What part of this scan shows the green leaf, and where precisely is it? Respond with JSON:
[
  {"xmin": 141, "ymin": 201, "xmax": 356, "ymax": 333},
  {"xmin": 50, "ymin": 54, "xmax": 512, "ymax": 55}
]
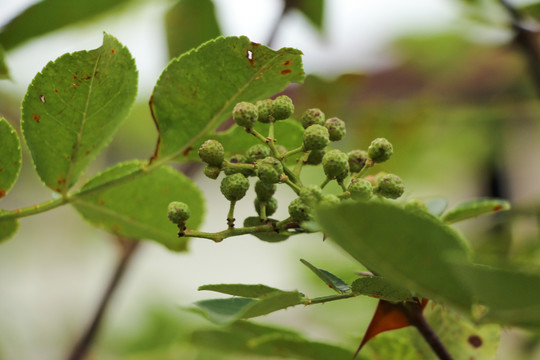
[
  {"xmin": 351, "ymin": 276, "xmax": 412, "ymax": 302},
  {"xmin": 453, "ymin": 263, "xmax": 540, "ymax": 328},
  {"xmin": 150, "ymin": 36, "xmax": 304, "ymax": 161},
  {"xmin": 300, "ymin": 258, "xmax": 351, "ymax": 294},
  {"xmin": 21, "ymin": 34, "xmax": 138, "ymax": 193},
  {"xmin": 520, "ymin": 2, "xmax": 540, "ymax": 20},
  {"xmin": 71, "ymin": 160, "xmax": 204, "ymax": 251},
  {"xmin": 190, "ymin": 290, "xmax": 305, "ymax": 325},
  {"xmin": 441, "ymin": 198, "xmax": 510, "ymax": 224},
  {"xmin": 182, "ymin": 119, "xmax": 304, "ymax": 164},
  {"xmin": 165, "ymin": 0, "xmax": 221, "ymax": 59},
  {"xmin": 365, "ymin": 304, "xmax": 500, "ymax": 360},
  {"xmin": 425, "ymin": 197, "xmax": 447, "ymax": 216},
  {"xmin": 0, "ymin": 45, "xmax": 9, "ymax": 80},
  {"xmin": 292, "ymin": 0, "xmax": 325, "ymax": 32},
  {"xmin": 198, "ymin": 284, "xmax": 283, "ymax": 298},
  {"xmin": 0, "ymin": 0, "xmax": 135, "ymax": 51},
  {"xmin": 316, "ymin": 201, "xmax": 473, "ymax": 310},
  {"xmin": 0, "ymin": 118, "xmax": 22, "ymax": 199},
  {"xmin": 0, "ymin": 210, "xmax": 19, "ymax": 244}
]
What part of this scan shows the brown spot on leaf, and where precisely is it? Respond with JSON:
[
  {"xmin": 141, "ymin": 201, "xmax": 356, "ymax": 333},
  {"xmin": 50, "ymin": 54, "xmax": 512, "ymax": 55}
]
[
  {"xmin": 57, "ymin": 178, "xmax": 66, "ymax": 185},
  {"xmin": 55, "ymin": 188, "xmax": 61, "ymax": 193},
  {"xmin": 281, "ymin": 69, "xmax": 292, "ymax": 75},
  {"xmin": 73, "ymin": 121, "xmax": 78, "ymax": 125},
  {"xmin": 111, "ymin": 49, "xmax": 116, "ymax": 54},
  {"xmin": 493, "ymin": 205, "xmax": 503, "ymax": 211},
  {"xmin": 39, "ymin": 95, "xmax": 46, "ymax": 103},
  {"xmin": 54, "ymin": 89, "xmax": 59, "ymax": 93},
  {"xmin": 250, "ymin": 41, "xmax": 260, "ymax": 47},
  {"xmin": 85, "ymin": 150, "xmax": 90, "ymax": 155},
  {"xmin": 283, "ymin": 60, "xmax": 292, "ymax": 66},
  {"xmin": 0, "ymin": 168, "xmax": 2, "ymax": 172},
  {"xmin": 182, "ymin": 146, "xmax": 194, "ymax": 156},
  {"xmin": 33, "ymin": 114, "xmax": 41, "ymax": 122},
  {"xmin": 94, "ymin": 71, "xmax": 99, "ymax": 76},
  {"xmin": 468, "ymin": 335, "xmax": 482, "ymax": 348},
  {"xmin": 82, "ymin": 75, "xmax": 91, "ymax": 80},
  {"xmin": 162, "ymin": 187, "xmax": 169, "ymax": 194},
  {"xmin": 73, "ymin": 75, "xmax": 78, "ymax": 80},
  {"xmin": 0, "ymin": 190, "xmax": 5, "ymax": 198},
  {"xmin": 99, "ymin": 200, "xmax": 105, "ymax": 205},
  {"xmin": 33, "ymin": 205, "xmax": 38, "ymax": 210}
]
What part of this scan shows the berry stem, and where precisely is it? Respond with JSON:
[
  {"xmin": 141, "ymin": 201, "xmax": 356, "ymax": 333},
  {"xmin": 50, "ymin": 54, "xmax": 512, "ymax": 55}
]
[
  {"xmin": 351, "ymin": 159, "xmax": 374, "ymax": 180},
  {"xmin": 227, "ymin": 201, "xmax": 236, "ymax": 228},
  {"xmin": 260, "ymin": 202, "xmax": 268, "ymax": 221},
  {"xmin": 320, "ymin": 178, "xmax": 330, "ymax": 189},
  {"xmin": 246, "ymin": 127, "xmax": 270, "ymax": 144},
  {"xmin": 281, "ymin": 146, "xmax": 303, "ymax": 160},
  {"xmin": 223, "ymin": 161, "xmax": 256, "ymax": 172},
  {"xmin": 293, "ymin": 151, "xmax": 310, "ymax": 177},
  {"xmin": 282, "ymin": 176, "xmax": 302, "ymax": 195}
]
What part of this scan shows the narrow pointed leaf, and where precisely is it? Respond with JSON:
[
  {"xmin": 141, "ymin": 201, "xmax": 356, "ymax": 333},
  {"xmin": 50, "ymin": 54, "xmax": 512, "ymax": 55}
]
[
  {"xmin": 352, "ymin": 276, "xmax": 412, "ymax": 302},
  {"xmin": 21, "ymin": 33, "xmax": 137, "ymax": 193},
  {"xmin": 150, "ymin": 36, "xmax": 304, "ymax": 161},
  {"xmin": 316, "ymin": 201, "xmax": 473, "ymax": 309},
  {"xmin": 300, "ymin": 258, "xmax": 351, "ymax": 294},
  {"xmin": 0, "ymin": 0, "xmax": 135, "ymax": 51},
  {"xmin": 442, "ymin": 198, "xmax": 510, "ymax": 224},
  {"xmin": 71, "ymin": 160, "xmax": 204, "ymax": 251},
  {"xmin": 0, "ymin": 210, "xmax": 19, "ymax": 244},
  {"xmin": 190, "ymin": 290, "xmax": 305, "ymax": 325},
  {"xmin": 0, "ymin": 118, "xmax": 22, "ymax": 199},
  {"xmin": 165, "ymin": 0, "xmax": 221, "ymax": 59},
  {"xmin": 198, "ymin": 284, "xmax": 283, "ymax": 298}
]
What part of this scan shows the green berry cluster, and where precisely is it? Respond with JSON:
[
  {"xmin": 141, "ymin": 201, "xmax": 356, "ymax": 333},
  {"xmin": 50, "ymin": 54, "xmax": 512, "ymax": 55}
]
[{"xmin": 168, "ymin": 95, "xmax": 405, "ymax": 240}]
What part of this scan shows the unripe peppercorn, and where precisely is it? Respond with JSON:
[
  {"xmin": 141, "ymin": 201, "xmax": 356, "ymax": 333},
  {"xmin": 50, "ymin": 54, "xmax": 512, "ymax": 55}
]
[
  {"xmin": 319, "ymin": 194, "xmax": 340, "ymax": 207},
  {"xmin": 220, "ymin": 173, "xmax": 250, "ymax": 201},
  {"xmin": 299, "ymin": 184, "xmax": 323, "ymax": 206},
  {"xmin": 368, "ymin": 138, "xmax": 393, "ymax": 163},
  {"xmin": 254, "ymin": 197, "xmax": 278, "ymax": 216},
  {"xmin": 303, "ymin": 124, "xmax": 330, "ymax": 151},
  {"xmin": 257, "ymin": 157, "xmax": 283, "ymax": 184},
  {"xmin": 255, "ymin": 180, "xmax": 276, "ymax": 201},
  {"xmin": 198, "ymin": 139, "xmax": 224, "ymax": 167},
  {"xmin": 306, "ymin": 149, "xmax": 325, "ymax": 165},
  {"xmin": 271, "ymin": 95, "xmax": 294, "ymax": 120},
  {"xmin": 348, "ymin": 150, "xmax": 369, "ymax": 173},
  {"xmin": 203, "ymin": 165, "xmax": 221, "ymax": 179},
  {"xmin": 348, "ymin": 178, "xmax": 373, "ymax": 201},
  {"xmin": 288, "ymin": 197, "xmax": 312, "ymax": 222},
  {"xmin": 167, "ymin": 201, "xmax": 191, "ymax": 225},
  {"xmin": 301, "ymin": 108, "xmax": 325, "ymax": 129},
  {"xmin": 243, "ymin": 216, "xmax": 289, "ymax": 243},
  {"xmin": 324, "ymin": 117, "xmax": 346, "ymax": 141},
  {"xmin": 322, "ymin": 149, "xmax": 350, "ymax": 180},
  {"xmin": 246, "ymin": 144, "xmax": 271, "ymax": 163},
  {"xmin": 256, "ymin": 99, "xmax": 273, "ymax": 123},
  {"xmin": 233, "ymin": 102, "xmax": 258, "ymax": 128},
  {"xmin": 375, "ymin": 174, "xmax": 404, "ymax": 199}
]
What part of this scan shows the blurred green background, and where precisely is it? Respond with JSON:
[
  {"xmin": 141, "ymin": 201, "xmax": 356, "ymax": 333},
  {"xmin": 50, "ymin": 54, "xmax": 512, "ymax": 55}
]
[{"xmin": 2, "ymin": 0, "xmax": 540, "ymax": 359}]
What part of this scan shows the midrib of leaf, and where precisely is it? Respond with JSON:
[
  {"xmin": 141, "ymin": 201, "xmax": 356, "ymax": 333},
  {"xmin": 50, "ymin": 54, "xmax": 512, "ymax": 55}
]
[
  {"xmin": 73, "ymin": 199, "xmax": 176, "ymax": 240},
  {"xmin": 156, "ymin": 51, "xmax": 287, "ymax": 164},
  {"xmin": 63, "ymin": 52, "xmax": 102, "ymax": 194}
]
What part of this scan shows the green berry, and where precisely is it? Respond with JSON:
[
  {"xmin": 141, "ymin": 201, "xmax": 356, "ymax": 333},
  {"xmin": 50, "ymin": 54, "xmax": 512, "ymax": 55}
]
[
  {"xmin": 257, "ymin": 157, "xmax": 283, "ymax": 184},
  {"xmin": 167, "ymin": 201, "xmax": 191, "ymax": 225},
  {"xmin": 203, "ymin": 165, "xmax": 221, "ymax": 179},
  {"xmin": 299, "ymin": 184, "xmax": 323, "ymax": 206},
  {"xmin": 256, "ymin": 99, "xmax": 274, "ymax": 123},
  {"xmin": 271, "ymin": 95, "xmax": 294, "ymax": 120},
  {"xmin": 322, "ymin": 149, "xmax": 349, "ymax": 180},
  {"xmin": 319, "ymin": 194, "xmax": 340, "ymax": 207},
  {"xmin": 220, "ymin": 173, "xmax": 250, "ymax": 201},
  {"xmin": 348, "ymin": 178, "xmax": 373, "ymax": 201},
  {"xmin": 233, "ymin": 102, "xmax": 258, "ymax": 128},
  {"xmin": 306, "ymin": 149, "xmax": 325, "ymax": 165},
  {"xmin": 324, "ymin": 117, "xmax": 346, "ymax": 141},
  {"xmin": 348, "ymin": 150, "xmax": 369, "ymax": 173},
  {"xmin": 303, "ymin": 124, "xmax": 330, "ymax": 151},
  {"xmin": 243, "ymin": 216, "xmax": 289, "ymax": 243},
  {"xmin": 288, "ymin": 198, "xmax": 312, "ymax": 222},
  {"xmin": 255, "ymin": 180, "xmax": 276, "ymax": 201},
  {"xmin": 375, "ymin": 174, "xmax": 404, "ymax": 199},
  {"xmin": 198, "ymin": 139, "xmax": 224, "ymax": 166},
  {"xmin": 254, "ymin": 197, "xmax": 278, "ymax": 216},
  {"xmin": 246, "ymin": 144, "xmax": 271, "ymax": 163},
  {"xmin": 301, "ymin": 108, "xmax": 325, "ymax": 129},
  {"xmin": 368, "ymin": 138, "xmax": 393, "ymax": 163}
]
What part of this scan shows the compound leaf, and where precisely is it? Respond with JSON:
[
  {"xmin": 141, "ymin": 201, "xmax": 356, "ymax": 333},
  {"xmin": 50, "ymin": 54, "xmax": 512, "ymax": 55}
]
[
  {"xmin": 21, "ymin": 33, "xmax": 137, "ymax": 193},
  {"xmin": 198, "ymin": 284, "xmax": 283, "ymax": 298},
  {"xmin": 300, "ymin": 258, "xmax": 351, "ymax": 294},
  {"xmin": 165, "ymin": 0, "xmax": 221, "ymax": 59},
  {"xmin": 71, "ymin": 160, "xmax": 204, "ymax": 251},
  {"xmin": 316, "ymin": 201, "xmax": 473, "ymax": 310},
  {"xmin": 0, "ymin": 118, "xmax": 22, "ymax": 199},
  {"xmin": 441, "ymin": 198, "xmax": 510, "ymax": 224},
  {"xmin": 150, "ymin": 36, "xmax": 304, "ymax": 161}
]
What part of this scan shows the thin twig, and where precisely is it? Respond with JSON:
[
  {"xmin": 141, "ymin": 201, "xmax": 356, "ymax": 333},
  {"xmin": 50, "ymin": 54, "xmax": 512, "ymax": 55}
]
[{"xmin": 66, "ymin": 238, "xmax": 140, "ymax": 360}]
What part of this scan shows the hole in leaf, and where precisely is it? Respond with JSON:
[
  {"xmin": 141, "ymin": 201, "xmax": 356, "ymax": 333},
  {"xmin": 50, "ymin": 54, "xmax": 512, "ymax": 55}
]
[{"xmin": 247, "ymin": 50, "xmax": 253, "ymax": 60}]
